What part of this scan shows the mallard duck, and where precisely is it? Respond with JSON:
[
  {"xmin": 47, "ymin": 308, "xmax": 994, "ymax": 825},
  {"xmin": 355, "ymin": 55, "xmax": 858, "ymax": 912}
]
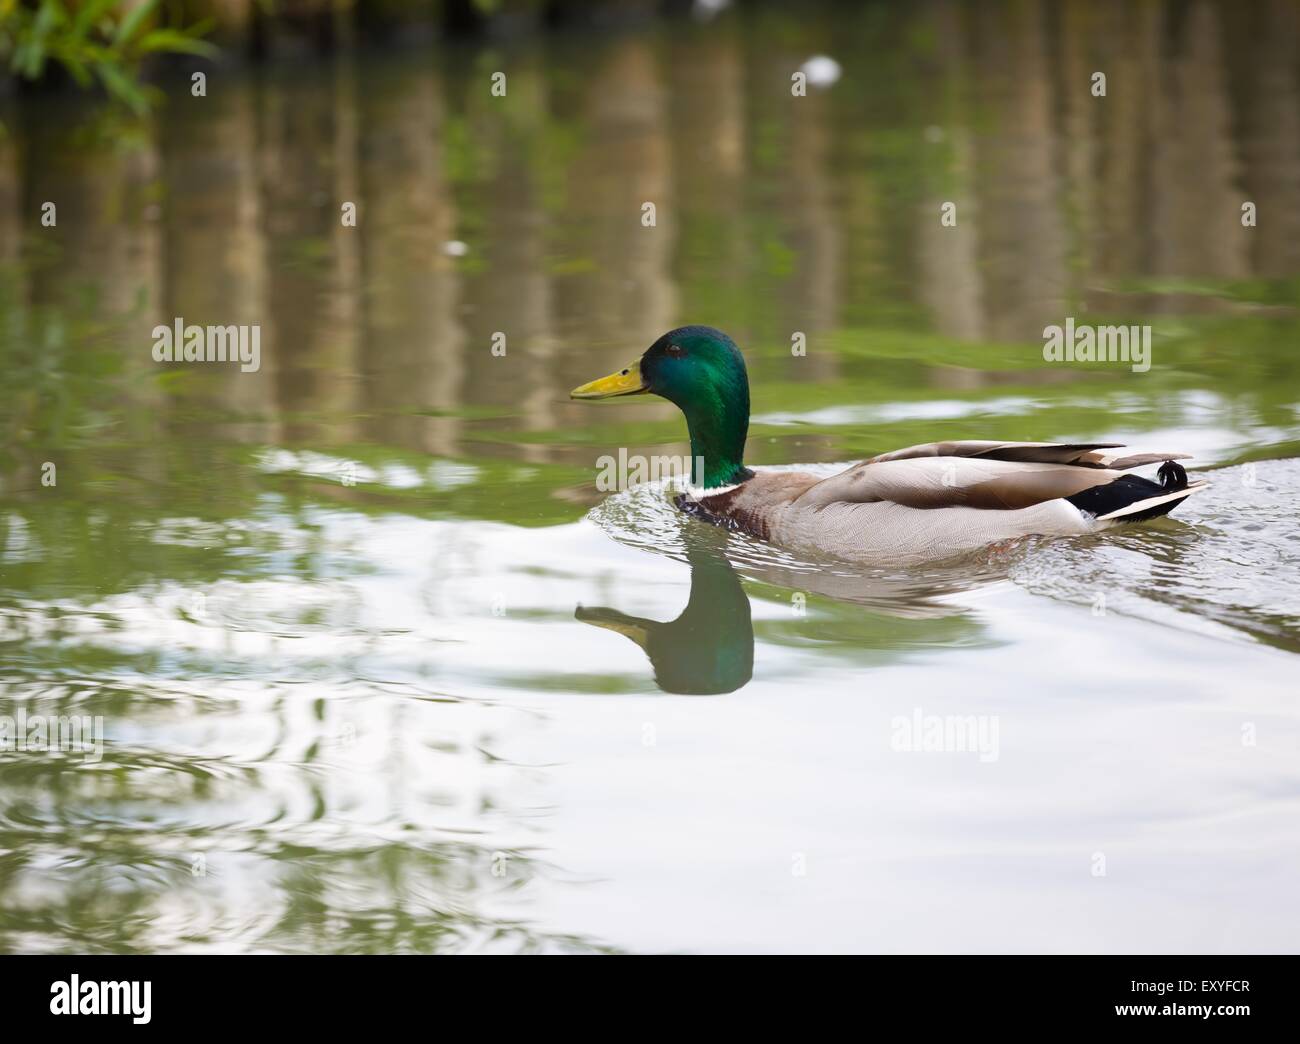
[{"xmin": 571, "ymin": 326, "xmax": 1206, "ymax": 563}]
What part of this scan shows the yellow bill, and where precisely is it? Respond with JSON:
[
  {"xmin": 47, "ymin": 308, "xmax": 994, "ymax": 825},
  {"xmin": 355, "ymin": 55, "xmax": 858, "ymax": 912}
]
[{"xmin": 570, "ymin": 360, "xmax": 648, "ymax": 400}]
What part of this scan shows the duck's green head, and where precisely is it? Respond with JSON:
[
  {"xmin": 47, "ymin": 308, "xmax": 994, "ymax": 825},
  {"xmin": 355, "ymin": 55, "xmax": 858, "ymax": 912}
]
[{"xmin": 570, "ymin": 325, "xmax": 752, "ymax": 488}]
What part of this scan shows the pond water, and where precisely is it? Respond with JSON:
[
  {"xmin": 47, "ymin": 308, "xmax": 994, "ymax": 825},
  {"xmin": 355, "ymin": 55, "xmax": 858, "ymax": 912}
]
[{"xmin": 1, "ymin": 1, "xmax": 1298, "ymax": 953}]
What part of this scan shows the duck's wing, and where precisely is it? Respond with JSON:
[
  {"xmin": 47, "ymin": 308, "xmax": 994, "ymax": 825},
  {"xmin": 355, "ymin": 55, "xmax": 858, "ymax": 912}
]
[
  {"xmin": 798, "ymin": 443, "xmax": 1203, "ymax": 514},
  {"xmin": 869, "ymin": 440, "xmax": 1190, "ymax": 471}
]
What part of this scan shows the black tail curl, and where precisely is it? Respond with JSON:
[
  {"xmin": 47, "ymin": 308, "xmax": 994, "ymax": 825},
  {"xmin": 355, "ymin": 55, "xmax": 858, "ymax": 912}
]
[{"xmin": 1157, "ymin": 459, "xmax": 1188, "ymax": 490}]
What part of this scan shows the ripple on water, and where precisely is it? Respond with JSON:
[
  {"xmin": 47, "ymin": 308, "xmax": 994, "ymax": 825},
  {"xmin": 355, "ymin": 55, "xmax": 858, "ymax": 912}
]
[
  {"xmin": 1010, "ymin": 459, "xmax": 1300, "ymax": 651},
  {"xmin": 0, "ymin": 663, "xmax": 596, "ymax": 952},
  {"xmin": 0, "ymin": 547, "xmax": 604, "ymax": 954},
  {"xmin": 587, "ymin": 460, "xmax": 1300, "ymax": 642}
]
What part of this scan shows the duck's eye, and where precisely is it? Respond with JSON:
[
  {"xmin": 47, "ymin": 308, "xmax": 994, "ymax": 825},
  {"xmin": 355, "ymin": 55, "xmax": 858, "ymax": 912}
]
[{"xmin": 667, "ymin": 344, "xmax": 682, "ymax": 355}]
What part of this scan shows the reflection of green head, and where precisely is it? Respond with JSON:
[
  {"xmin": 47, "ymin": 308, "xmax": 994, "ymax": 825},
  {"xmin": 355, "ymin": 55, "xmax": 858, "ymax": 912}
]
[{"xmin": 576, "ymin": 538, "xmax": 753, "ymax": 695}]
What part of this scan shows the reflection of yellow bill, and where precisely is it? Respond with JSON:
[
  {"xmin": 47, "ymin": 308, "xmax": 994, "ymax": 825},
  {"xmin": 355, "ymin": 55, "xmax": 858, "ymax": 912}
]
[
  {"xmin": 570, "ymin": 360, "xmax": 648, "ymax": 400},
  {"xmin": 575, "ymin": 606, "xmax": 651, "ymax": 651}
]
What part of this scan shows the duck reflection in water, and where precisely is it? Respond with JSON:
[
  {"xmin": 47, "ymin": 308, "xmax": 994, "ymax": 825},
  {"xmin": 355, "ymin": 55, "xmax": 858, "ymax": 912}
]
[
  {"xmin": 577, "ymin": 523, "xmax": 1017, "ymax": 695},
  {"xmin": 577, "ymin": 534, "xmax": 754, "ymax": 696}
]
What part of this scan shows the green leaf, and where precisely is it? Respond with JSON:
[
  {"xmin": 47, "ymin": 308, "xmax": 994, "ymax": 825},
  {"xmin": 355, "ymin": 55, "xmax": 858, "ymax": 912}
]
[
  {"xmin": 32, "ymin": 0, "xmax": 65, "ymax": 38},
  {"xmin": 51, "ymin": 45, "xmax": 92, "ymax": 87},
  {"xmin": 113, "ymin": 0, "xmax": 159, "ymax": 46},
  {"xmin": 137, "ymin": 29, "xmax": 218, "ymax": 59},
  {"xmin": 72, "ymin": 0, "xmax": 118, "ymax": 41},
  {"xmin": 19, "ymin": 41, "xmax": 47, "ymax": 80},
  {"xmin": 95, "ymin": 60, "xmax": 148, "ymax": 115}
]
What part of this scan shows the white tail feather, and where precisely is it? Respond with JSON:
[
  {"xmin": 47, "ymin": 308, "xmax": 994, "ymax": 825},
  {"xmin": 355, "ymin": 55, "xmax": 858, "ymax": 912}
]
[{"xmin": 1093, "ymin": 481, "xmax": 1208, "ymax": 522}]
